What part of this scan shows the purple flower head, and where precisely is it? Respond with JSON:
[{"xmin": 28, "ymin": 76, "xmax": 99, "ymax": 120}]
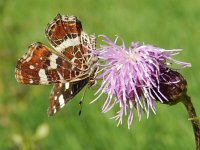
[{"xmin": 91, "ymin": 35, "xmax": 191, "ymax": 128}]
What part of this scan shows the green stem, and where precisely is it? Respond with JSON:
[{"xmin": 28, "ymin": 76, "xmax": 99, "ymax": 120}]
[{"xmin": 182, "ymin": 95, "xmax": 200, "ymax": 150}]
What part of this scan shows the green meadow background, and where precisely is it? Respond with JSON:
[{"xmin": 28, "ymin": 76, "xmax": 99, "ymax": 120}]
[{"xmin": 1, "ymin": 0, "xmax": 200, "ymax": 149}]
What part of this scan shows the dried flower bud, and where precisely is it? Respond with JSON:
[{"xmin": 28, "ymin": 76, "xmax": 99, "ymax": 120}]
[{"xmin": 153, "ymin": 68, "xmax": 187, "ymax": 105}]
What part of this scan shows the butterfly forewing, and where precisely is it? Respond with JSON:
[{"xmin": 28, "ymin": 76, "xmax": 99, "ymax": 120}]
[
  {"xmin": 45, "ymin": 14, "xmax": 88, "ymax": 71},
  {"xmin": 15, "ymin": 42, "xmax": 81, "ymax": 85},
  {"xmin": 45, "ymin": 14, "xmax": 82, "ymax": 48}
]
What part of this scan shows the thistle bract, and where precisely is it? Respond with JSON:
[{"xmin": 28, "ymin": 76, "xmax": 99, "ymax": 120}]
[{"xmin": 91, "ymin": 36, "xmax": 191, "ymax": 128}]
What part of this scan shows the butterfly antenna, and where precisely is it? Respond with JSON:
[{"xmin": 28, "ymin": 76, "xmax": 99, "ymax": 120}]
[{"xmin": 78, "ymin": 85, "xmax": 88, "ymax": 116}]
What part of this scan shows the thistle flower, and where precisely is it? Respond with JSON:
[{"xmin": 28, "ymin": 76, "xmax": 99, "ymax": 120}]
[{"xmin": 91, "ymin": 35, "xmax": 191, "ymax": 128}]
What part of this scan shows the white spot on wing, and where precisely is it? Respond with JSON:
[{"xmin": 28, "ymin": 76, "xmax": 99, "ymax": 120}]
[
  {"xmin": 29, "ymin": 65, "xmax": 34, "ymax": 69},
  {"xmin": 29, "ymin": 79, "xmax": 33, "ymax": 83},
  {"xmin": 54, "ymin": 37, "xmax": 80, "ymax": 52},
  {"xmin": 59, "ymin": 94, "xmax": 65, "ymax": 106},
  {"xmin": 53, "ymin": 106, "xmax": 57, "ymax": 114},
  {"xmin": 49, "ymin": 54, "xmax": 58, "ymax": 69},
  {"xmin": 60, "ymin": 104, "xmax": 64, "ymax": 108},
  {"xmin": 65, "ymin": 82, "xmax": 69, "ymax": 90},
  {"xmin": 38, "ymin": 69, "xmax": 48, "ymax": 84}
]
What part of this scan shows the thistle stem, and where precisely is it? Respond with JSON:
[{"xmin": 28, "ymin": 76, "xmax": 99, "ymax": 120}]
[{"xmin": 182, "ymin": 95, "xmax": 200, "ymax": 150}]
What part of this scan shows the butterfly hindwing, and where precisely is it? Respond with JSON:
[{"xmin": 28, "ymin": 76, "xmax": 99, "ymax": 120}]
[{"xmin": 48, "ymin": 78, "xmax": 89, "ymax": 116}]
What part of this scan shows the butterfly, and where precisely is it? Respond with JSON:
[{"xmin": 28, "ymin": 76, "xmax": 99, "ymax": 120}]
[{"xmin": 15, "ymin": 14, "xmax": 98, "ymax": 116}]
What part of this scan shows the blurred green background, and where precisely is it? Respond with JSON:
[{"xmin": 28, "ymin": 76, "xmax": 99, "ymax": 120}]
[{"xmin": 1, "ymin": 0, "xmax": 200, "ymax": 149}]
